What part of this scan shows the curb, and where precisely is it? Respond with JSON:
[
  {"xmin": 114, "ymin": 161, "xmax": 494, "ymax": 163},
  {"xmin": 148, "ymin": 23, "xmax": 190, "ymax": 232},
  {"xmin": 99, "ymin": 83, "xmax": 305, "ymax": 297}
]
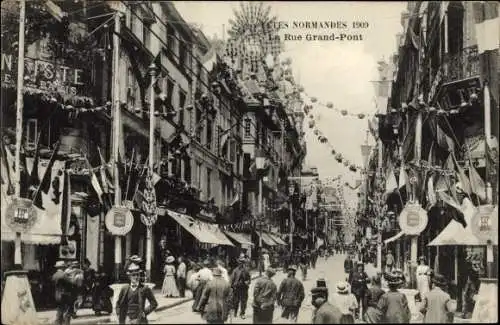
[{"xmin": 57, "ymin": 271, "xmax": 267, "ymax": 325}]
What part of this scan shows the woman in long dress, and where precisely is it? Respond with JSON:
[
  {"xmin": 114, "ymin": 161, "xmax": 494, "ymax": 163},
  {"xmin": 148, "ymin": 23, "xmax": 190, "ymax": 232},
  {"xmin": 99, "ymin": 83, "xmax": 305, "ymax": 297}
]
[
  {"xmin": 416, "ymin": 256, "xmax": 430, "ymax": 299},
  {"xmin": 161, "ymin": 256, "xmax": 180, "ymax": 297}
]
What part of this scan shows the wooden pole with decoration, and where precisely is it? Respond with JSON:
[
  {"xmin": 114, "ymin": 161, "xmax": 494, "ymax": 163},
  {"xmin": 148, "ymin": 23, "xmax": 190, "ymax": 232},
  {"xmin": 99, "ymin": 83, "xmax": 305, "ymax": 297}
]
[{"xmin": 2, "ymin": 1, "xmax": 38, "ymax": 323}]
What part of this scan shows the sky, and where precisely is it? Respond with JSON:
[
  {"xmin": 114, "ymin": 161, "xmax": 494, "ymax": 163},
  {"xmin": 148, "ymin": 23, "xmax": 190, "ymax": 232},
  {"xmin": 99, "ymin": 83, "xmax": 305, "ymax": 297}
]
[{"xmin": 174, "ymin": 1, "xmax": 407, "ymax": 203}]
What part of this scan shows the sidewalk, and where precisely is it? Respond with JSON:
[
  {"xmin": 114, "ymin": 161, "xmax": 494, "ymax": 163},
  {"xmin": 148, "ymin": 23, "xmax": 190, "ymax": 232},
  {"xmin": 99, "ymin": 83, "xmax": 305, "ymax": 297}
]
[{"xmin": 37, "ymin": 269, "xmax": 264, "ymax": 325}]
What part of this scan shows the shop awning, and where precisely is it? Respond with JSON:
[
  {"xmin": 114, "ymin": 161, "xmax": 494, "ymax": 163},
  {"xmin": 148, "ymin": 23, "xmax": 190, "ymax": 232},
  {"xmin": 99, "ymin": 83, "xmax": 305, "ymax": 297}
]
[
  {"xmin": 268, "ymin": 233, "xmax": 287, "ymax": 246},
  {"xmin": 224, "ymin": 231, "xmax": 254, "ymax": 247},
  {"xmin": 258, "ymin": 232, "xmax": 277, "ymax": 246},
  {"xmin": 384, "ymin": 231, "xmax": 405, "ymax": 245},
  {"xmin": 166, "ymin": 209, "xmax": 234, "ymax": 247}
]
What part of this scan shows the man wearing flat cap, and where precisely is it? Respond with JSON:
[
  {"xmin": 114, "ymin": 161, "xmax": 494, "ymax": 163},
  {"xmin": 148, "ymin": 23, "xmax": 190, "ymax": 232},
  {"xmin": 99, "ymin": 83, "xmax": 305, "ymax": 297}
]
[
  {"xmin": 229, "ymin": 256, "xmax": 251, "ymax": 319},
  {"xmin": 311, "ymin": 284, "xmax": 343, "ymax": 324},
  {"xmin": 277, "ymin": 265, "xmax": 305, "ymax": 322},
  {"xmin": 253, "ymin": 268, "xmax": 278, "ymax": 323}
]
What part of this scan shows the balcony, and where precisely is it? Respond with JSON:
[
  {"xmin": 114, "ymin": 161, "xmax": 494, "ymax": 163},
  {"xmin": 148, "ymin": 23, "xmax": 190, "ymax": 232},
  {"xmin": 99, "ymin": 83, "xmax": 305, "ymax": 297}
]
[{"xmin": 444, "ymin": 45, "xmax": 480, "ymax": 82}]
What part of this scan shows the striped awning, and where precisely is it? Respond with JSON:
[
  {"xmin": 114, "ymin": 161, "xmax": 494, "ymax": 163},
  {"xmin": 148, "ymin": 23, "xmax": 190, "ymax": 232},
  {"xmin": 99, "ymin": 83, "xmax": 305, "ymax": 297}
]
[
  {"xmin": 258, "ymin": 232, "xmax": 277, "ymax": 246},
  {"xmin": 166, "ymin": 209, "xmax": 234, "ymax": 247}
]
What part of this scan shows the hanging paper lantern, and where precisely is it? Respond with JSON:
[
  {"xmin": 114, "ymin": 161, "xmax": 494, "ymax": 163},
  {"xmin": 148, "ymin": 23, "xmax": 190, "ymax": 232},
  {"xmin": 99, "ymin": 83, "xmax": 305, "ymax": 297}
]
[
  {"xmin": 349, "ymin": 164, "xmax": 357, "ymax": 172},
  {"xmin": 326, "ymin": 102, "xmax": 333, "ymax": 109},
  {"xmin": 344, "ymin": 160, "xmax": 349, "ymax": 166},
  {"xmin": 310, "ymin": 97, "xmax": 317, "ymax": 103},
  {"xmin": 335, "ymin": 153, "xmax": 343, "ymax": 162},
  {"xmin": 341, "ymin": 109, "xmax": 348, "ymax": 116},
  {"xmin": 309, "ymin": 114, "xmax": 314, "ymax": 120},
  {"xmin": 314, "ymin": 129, "xmax": 319, "ymax": 136},
  {"xmin": 331, "ymin": 149, "xmax": 336, "ymax": 155},
  {"xmin": 308, "ymin": 120, "xmax": 315, "ymax": 128},
  {"xmin": 358, "ymin": 113, "xmax": 366, "ymax": 119}
]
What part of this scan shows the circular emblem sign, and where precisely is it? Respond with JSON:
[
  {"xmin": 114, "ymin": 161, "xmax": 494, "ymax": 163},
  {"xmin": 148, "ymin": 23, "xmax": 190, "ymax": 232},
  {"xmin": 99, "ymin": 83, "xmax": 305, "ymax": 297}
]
[
  {"xmin": 105, "ymin": 206, "xmax": 134, "ymax": 236},
  {"xmin": 398, "ymin": 203, "xmax": 428, "ymax": 235},
  {"xmin": 6, "ymin": 198, "xmax": 38, "ymax": 233},
  {"xmin": 470, "ymin": 205, "xmax": 498, "ymax": 243}
]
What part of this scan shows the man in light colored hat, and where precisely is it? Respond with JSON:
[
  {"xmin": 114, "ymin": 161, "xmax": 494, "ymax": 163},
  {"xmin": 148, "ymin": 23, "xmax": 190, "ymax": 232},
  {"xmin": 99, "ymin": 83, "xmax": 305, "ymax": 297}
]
[
  {"xmin": 277, "ymin": 265, "xmax": 305, "ymax": 322},
  {"xmin": 116, "ymin": 262, "xmax": 158, "ymax": 324},
  {"xmin": 419, "ymin": 273, "xmax": 456, "ymax": 323},
  {"xmin": 52, "ymin": 261, "xmax": 73, "ymax": 325},
  {"xmin": 331, "ymin": 281, "xmax": 358, "ymax": 323},
  {"xmin": 193, "ymin": 260, "xmax": 214, "ymax": 313},
  {"xmin": 253, "ymin": 268, "xmax": 278, "ymax": 323}
]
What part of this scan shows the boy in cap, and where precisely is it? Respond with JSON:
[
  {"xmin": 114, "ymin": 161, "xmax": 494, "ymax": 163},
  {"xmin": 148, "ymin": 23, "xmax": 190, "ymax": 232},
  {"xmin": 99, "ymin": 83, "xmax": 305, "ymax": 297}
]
[
  {"xmin": 115, "ymin": 262, "xmax": 158, "ymax": 324},
  {"xmin": 277, "ymin": 265, "xmax": 305, "ymax": 322},
  {"xmin": 253, "ymin": 268, "xmax": 278, "ymax": 324}
]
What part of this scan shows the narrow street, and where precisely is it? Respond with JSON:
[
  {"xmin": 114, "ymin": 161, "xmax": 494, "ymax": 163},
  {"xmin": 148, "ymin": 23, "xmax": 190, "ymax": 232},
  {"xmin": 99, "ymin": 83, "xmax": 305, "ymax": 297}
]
[{"xmin": 150, "ymin": 253, "xmax": 374, "ymax": 324}]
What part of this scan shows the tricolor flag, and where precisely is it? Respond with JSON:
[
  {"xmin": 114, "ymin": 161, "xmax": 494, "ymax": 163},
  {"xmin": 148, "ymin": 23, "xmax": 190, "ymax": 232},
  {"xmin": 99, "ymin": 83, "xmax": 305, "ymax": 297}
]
[{"xmin": 473, "ymin": 1, "xmax": 499, "ymax": 140}]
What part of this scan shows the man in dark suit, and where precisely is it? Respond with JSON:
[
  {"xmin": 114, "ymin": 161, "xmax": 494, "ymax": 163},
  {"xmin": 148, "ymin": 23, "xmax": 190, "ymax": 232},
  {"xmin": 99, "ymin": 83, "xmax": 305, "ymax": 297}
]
[
  {"xmin": 277, "ymin": 265, "xmax": 305, "ymax": 322},
  {"xmin": 230, "ymin": 256, "xmax": 251, "ymax": 319},
  {"xmin": 115, "ymin": 261, "xmax": 158, "ymax": 324},
  {"xmin": 197, "ymin": 266, "xmax": 232, "ymax": 324}
]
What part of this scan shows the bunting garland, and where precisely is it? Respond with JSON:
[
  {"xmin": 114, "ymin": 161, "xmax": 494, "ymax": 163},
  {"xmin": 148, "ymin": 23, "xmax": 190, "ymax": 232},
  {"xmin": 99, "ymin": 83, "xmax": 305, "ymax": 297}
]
[{"xmin": 301, "ymin": 92, "xmax": 375, "ymax": 119}]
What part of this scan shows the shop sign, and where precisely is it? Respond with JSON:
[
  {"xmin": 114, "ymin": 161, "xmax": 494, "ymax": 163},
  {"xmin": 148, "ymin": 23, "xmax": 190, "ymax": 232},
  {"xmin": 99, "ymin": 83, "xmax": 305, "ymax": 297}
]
[
  {"xmin": 1, "ymin": 33, "xmax": 90, "ymax": 97},
  {"xmin": 105, "ymin": 206, "xmax": 134, "ymax": 236},
  {"xmin": 470, "ymin": 205, "xmax": 498, "ymax": 243},
  {"xmin": 5, "ymin": 198, "xmax": 38, "ymax": 233},
  {"xmin": 398, "ymin": 203, "xmax": 428, "ymax": 235}
]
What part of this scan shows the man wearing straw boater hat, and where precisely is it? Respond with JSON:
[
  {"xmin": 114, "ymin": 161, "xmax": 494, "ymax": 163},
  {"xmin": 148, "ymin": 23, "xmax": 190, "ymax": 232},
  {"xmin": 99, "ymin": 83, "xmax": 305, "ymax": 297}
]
[
  {"xmin": 311, "ymin": 278, "xmax": 342, "ymax": 324},
  {"xmin": 115, "ymin": 259, "xmax": 158, "ymax": 324},
  {"xmin": 419, "ymin": 273, "xmax": 457, "ymax": 323}
]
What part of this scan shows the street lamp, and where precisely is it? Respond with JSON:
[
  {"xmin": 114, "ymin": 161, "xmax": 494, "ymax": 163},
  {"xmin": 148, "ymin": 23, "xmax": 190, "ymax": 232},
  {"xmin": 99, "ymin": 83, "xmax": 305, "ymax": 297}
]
[{"xmin": 255, "ymin": 151, "xmax": 266, "ymax": 274}]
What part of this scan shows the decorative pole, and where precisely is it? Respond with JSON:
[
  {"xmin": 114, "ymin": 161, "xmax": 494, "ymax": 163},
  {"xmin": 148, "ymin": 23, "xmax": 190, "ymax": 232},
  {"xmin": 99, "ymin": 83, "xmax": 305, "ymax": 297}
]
[
  {"xmin": 13, "ymin": 0, "xmax": 26, "ymax": 267},
  {"xmin": 111, "ymin": 11, "xmax": 122, "ymax": 281},
  {"xmin": 143, "ymin": 63, "xmax": 158, "ymax": 282}
]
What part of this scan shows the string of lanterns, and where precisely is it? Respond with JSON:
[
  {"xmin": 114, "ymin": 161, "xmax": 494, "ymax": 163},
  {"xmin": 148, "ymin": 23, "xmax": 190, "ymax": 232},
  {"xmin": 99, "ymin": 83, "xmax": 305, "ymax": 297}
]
[{"xmin": 300, "ymin": 92, "xmax": 375, "ymax": 119}]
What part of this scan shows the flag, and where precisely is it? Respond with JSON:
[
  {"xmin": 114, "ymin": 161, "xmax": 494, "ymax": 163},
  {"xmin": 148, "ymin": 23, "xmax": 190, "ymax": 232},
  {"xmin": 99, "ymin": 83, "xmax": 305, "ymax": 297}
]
[
  {"xmin": 426, "ymin": 175, "xmax": 437, "ymax": 209},
  {"xmin": 29, "ymin": 131, "xmax": 42, "ymax": 190},
  {"xmin": 84, "ymin": 155, "xmax": 103, "ymax": 204},
  {"xmin": 453, "ymin": 152, "xmax": 472, "ymax": 196},
  {"xmin": 398, "ymin": 164, "xmax": 408, "ymax": 189},
  {"xmin": 202, "ymin": 47, "xmax": 217, "ymax": 72},
  {"xmin": 368, "ymin": 116, "xmax": 378, "ymax": 140},
  {"xmin": 97, "ymin": 146, "xmax": 113, "ymax": 193},
  {"xmin": 1, "ymin": 141, "xmax": 14, "ymax": 195},
  {"xmin": 435, "ymin": 174, "xmax": 448, "ymax": 193},
  {"xmin": 39, "ymin": 141, "xmax": 60, "ymax": 194},
  {"xmin": 152, "ymin": 171, "xmax": 161, "ymax": 185},
  {"xmin": 142, "ymin": 51, "xmax": 162, "ymax": 91},
  {"xmin": 437, "ymin": 124, "xmax": 454, "ymax": 152},
  {"xmin": 384, "ymin": 164, "xmax": 398, "ymax": 196},
  {"xmin": 219, "ymin": 129, "xmax": 230, "ymax": 158},
  {"xmin": 473, "ymin": 2, "xmax": 499, "ymax": 54},
  {"xmin": 438, "ymin": 191, "xmax": 467, "ymax": 228},
  {"xmin": 469, "ymin": 163, "xmax": 487, "ymax": 202},
  {"xmin": 230, "ymin": 193, "xmax": 240, "ymax": 207},
  {"xmin": 473, "ymin": 2, "xmax": 499, "ymax": 139}
]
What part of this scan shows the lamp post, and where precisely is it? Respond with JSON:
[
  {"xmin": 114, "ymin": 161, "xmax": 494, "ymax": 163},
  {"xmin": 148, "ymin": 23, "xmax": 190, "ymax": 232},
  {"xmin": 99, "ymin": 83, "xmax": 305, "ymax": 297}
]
[{"xmin": 256, "ymin": 152, "xmax": 266, "ymax": 274}]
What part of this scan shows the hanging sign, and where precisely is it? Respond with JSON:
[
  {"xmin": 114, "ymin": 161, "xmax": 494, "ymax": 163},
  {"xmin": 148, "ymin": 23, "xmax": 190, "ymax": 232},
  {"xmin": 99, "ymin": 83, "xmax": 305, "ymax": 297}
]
[
  {"xmin": 398, "ymin": 203, "xmax": 428, "ymax": 235},
  {"xmin": 5, "ymin": 198, "xmax": 38, "ymax": 233},
  {"xmin": 105, "ymin": 205, "xmax": 134, "ymax": 236},
  {"xmin": 470, "ymin": 205, "xmax": 498, "ymax": 243}
]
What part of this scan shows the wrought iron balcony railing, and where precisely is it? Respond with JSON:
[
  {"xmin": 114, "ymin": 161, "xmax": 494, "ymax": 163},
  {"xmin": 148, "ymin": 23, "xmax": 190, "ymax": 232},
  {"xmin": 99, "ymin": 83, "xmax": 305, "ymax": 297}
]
[{"xmin": 445, "ymin": 45, "xmax": 480, "ymax": 82}]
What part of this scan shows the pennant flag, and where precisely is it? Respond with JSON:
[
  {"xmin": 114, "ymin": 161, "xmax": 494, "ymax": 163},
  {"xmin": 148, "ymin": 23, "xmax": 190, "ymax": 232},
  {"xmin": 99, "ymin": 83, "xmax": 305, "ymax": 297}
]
[
  {"xmin": 29, "ymin": 131, "xmax": 42, "ymax": 191},
  {"xmin": 152, "ymin": 171, "xmax": 161, "ymax": 185},
  {"xmin": 384, "ymin": 164, "xmax": 398, "ymax": 196},
  {"xmin": 435, "ymin": 174, "xmax": 448, "ymax": 193},
  {"xmin": 469, "ymin": 163, "xmax": 487, "ymax": 202},
  {"xmin": 39, "ymin": 141, "xmax": 60, "ymax": 195},
  {"xmin": 97, "ymin": 146, "xmax": 113, "ymax": 193},
  {"xmin": 398, "ymin": 164, "xmax": 408, "ymax": 189},
  {"xmin": 426, "ymin": 175, "xmax": 437, "ymax": 209},
  {"xmin": 230, "ymin": 193, "xmax": 239, "ymax": 207},
  {"xmin": 1, "ymin": 141, "xmax": 15, "ymax": 195},
  {"xmin": 452, "ymin": 152, "xmax": 472, "ymax": 196},
  {"xmin": 437, "ymin": 124, "xmax": 454, "ymax": 152},
  {"xmin": 439, "ymin": 191, "xmax": 467, "ymax": 228},
  {"xmin": 83, "ymin": 155, "xmax": 103, "ymax": 204},
  {"xmin": 202, "ymin": 47, "xmax": 218, "ymax": 72},
  {"xmin": 219, "ymin": 128, "xmax": 230, "ymax": 158}
]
